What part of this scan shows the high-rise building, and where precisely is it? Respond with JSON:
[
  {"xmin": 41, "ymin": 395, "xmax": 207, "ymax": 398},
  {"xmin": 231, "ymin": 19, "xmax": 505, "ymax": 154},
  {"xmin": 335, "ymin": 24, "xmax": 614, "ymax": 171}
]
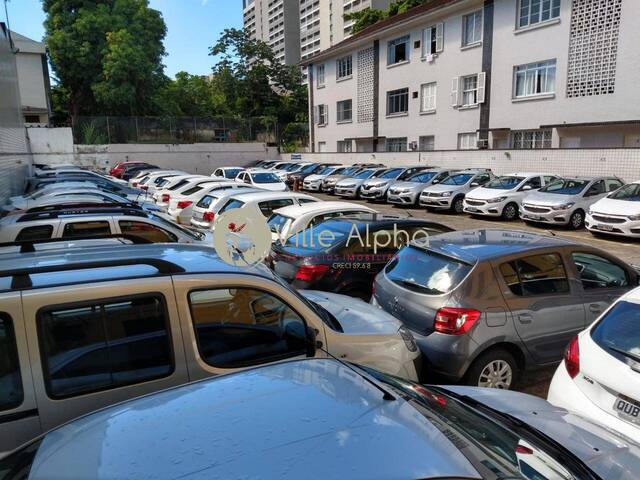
[{"xmin": 243, "ymin": 0, "xmax": 301, "ymax": 65}]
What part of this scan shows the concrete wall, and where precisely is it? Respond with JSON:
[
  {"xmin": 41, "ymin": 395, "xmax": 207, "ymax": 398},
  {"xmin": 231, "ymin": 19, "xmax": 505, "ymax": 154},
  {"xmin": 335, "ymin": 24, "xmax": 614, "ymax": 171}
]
[
  {"xmin": 281, "ymin": 148, "xmax": 640, "ymax": 181},
  {"xmin": 15, "ymin": 53, "xmax": 48, "ymax": 112}
]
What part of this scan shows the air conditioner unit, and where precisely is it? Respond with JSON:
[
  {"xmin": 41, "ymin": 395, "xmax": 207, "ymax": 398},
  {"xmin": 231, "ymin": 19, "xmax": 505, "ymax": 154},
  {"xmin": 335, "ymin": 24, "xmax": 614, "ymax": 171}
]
[
  {"xmin": 409, "ymin": 141, "xmax": 418, "ymax": 151},
  {"xmin": 476, "ymin": 139, "xmax": 489, "ymax": 149}
]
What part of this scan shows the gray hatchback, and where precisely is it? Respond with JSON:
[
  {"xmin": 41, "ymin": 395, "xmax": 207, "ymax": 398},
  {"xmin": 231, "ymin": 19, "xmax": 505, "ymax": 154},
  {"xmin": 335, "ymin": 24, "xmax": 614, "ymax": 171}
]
[{"xmin": 372, "ymin": 229, "xmax": 639, "ymax": 389}]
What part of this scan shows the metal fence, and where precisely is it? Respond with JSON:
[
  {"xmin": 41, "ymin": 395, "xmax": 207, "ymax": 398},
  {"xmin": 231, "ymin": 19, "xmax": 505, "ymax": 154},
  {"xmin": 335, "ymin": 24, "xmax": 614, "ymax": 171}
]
[{"xmin": 72, "ymin": 116, "xmax": 289, "ymax": 145}]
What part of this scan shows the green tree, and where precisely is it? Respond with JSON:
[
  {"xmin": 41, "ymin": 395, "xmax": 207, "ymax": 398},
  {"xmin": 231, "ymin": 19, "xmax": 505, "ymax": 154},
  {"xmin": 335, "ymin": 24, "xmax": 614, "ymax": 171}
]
[
  {"xmin": 346, "ymin": 0, "xmax": 434, "ymax": 35},
  {"xmin": 43, "ymin": 0, "xmax": 167, "ymax": 122}
]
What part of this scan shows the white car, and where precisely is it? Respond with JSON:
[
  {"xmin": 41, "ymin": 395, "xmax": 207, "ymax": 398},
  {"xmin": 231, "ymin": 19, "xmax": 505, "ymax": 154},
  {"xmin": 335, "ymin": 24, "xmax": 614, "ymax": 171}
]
[
  {"xmin": 586, "ymin": 181, "xmax": 640, "ymax": 237},
  {"xmin": 130, "ymin": 170, "xmax": 184, "ymax": 188},
  {"xmin": 153, "ymin": 175, "xmax": 209, "ymax": 207},
  {"xmin": 139, "ymin": 171, "xmax": 186, "ymax": 193},
  {"xmin": 419, "ymin": 169, "xmax": 494, "ymax": 212},
  {"xmin": 190, "ymin": 188, "xmax": 265, "ymax": 229},
  {"xmin": 3, "ymin": 190, "xmax": 158, "ymax": 213},
  {"xmin": 302, "ymin": 165, "xmax": 346, "ymax": 191},
  {"xmin": 6, "ymin": 181, "xmax": 101, "ymax": 210},
  {"xmin": 548, "ymin": 287, "xmax": 640, "ymax": 444},
  {"xmin": 463, "ymin": 172, "xmax": 557, "ymax": 220},
  {"xmin": 166, "ymin": 181, "xmax": 251, "ymax": 224},
  {"xmin": 211, "ymin": 166, "xmax": 245, "ymax": 180},
  {"xmin": 236, "ymin": 169, "xmax": 287, "ymax": 191},
  {"xmin": 267, "ymin": 201, "xmax": 376, "ymax": 242}
]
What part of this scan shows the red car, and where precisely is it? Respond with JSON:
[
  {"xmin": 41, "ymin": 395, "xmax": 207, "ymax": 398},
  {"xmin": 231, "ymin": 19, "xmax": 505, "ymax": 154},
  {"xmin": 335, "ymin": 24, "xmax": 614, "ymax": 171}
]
[{"xmin": 109, "ymin": 161, "xmax": 153, "ymax": 178}]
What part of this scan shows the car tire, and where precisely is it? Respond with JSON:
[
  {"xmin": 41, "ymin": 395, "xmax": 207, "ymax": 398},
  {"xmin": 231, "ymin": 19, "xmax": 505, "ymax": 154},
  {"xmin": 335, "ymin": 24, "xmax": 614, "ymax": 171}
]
[
  {"xmin": 569, "ymin": 210, "xmax": 585, "ymax": 230},
  {"xmin": 355, "ymin": 187, "xmax": 361, "ymax": 199},
  {"xmin": 451, "ymin": 196, "xmax": 465, "ymax": 214},
  {"xmin": 464, "ymin": 349, "xmax": 519, "ymax": 390},
  {"xmin": 501, "ymin": 202, "xmax": 519, "ymax": 221}
]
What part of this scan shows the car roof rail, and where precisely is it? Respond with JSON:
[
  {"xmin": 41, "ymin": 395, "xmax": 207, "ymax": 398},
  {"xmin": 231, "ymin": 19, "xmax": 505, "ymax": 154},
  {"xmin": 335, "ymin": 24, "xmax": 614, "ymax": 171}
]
[
  {"xmin": 25, "ymin": 202, "xmax": 142, "ymax": 214},
  {"xmin": 0, "ymin": 233, "xmax": 153, "ymax": 253},
  {"xmin": 18, "ymin": 207, "xmax": 147, "ymax": 223},
  {"xmin": 6, "ymin": 257, "xmax": 186, "ymax": 289}
]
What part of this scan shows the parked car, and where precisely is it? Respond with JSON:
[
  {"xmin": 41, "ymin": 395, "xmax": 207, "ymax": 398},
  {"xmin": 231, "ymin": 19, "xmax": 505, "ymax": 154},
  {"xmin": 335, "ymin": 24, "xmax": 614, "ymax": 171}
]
[
  {"xmin": 586, "ymin": 180, "xmax": 640, "ymax": 238},
  {"xmin": 548, "ymin": 286, "xmax": 640, "ymax": 444},
  {"xmin": 120, "ymin": 163, "xmax": 159, "ymax": 181},
  {"xmin": 12, "ymin": 188, "xmax": 158, "ymax": 211},
  {"xmin": 371, "ymin": 229, "xmax": 638, "ymax": 389},
  {"xmin": 211, "ymin": 166, "xmax": 244, "ymax": 179},
  {"xmin": 387, "ymin": 168, "xmax": 456, "ymax": 206},
  {"xmin": 212, "ymin": 191, "xmax": 318, "ymax": 227},
  {"xmin": 154, "ymin": 176, "xmax": 215, "ymax": 211},
  {"xmin": 109, "ymin": 161, "xmax": 153, "ymax": 178},
  {"xmin": 359, "ymin": 166, "xmax": 434, "ymax": 201},
  {"xmin": 267, "ymin": 201, "xmax": 376, "ymax": 242},
  {"xmin": 236, "ymin": 169, "xmax": 287, "ymax": 191},
  {"xmin": 189, "ymin": 188, "xmax": 264, "ymax": 230},
  {"xmin": 0, "ymin": 205, "xmax": 210, "ymax": 244},
  {"xmin": 0, "ymin": 244, "xmax": 423, "ymax": 454},
  {"xmin": 6, "ymin": 181, "xmax": 119, "ymax": 211},
  {"xmin": 269, "ymin": 214, "xmax": 453, "ymax": 300},
  {"xmin": 129, "ymin": 169, "xmax": 183, "ymax": 188},
  {"xmin": 152, "ymin": 175, "xmax": 208, "ymax": 204},
  {"xmin": 521, "ymin": 176, "xmax": 624, "ymax": 229},
  {"xmin": 25, "ymin": 175, "xmax": 146, "ymax": 199},
  {"xmin": 26, "ymin": 170, "xmax": 128, "ymax": 191},
  {"xmin": 463, "ymin": 173, "xmax": 557, "ymax": 220},
  {"xmin": 420, "ymin": 169, "xmax": 494, "ymax": 213},
  {"xmin": 286, "ymin": 162, "xmax": 340, "ymax": 188},
  {"xmin": 334, "ymin": 167, "xmax": 387, "ymax": 198},
  {"xmin": 4, "ymin": 357, "xmax": 639, "ymax": 480},
  {"xmin": 166, "ymin": 181, "xmax": 251, "ymax": 224},
  {"xmin": 1, "ymin": 193, "xmax": 157, "ymax": 214},
  {"xmin": 320, "ymin": 165, "xmax": 364, "ymax": 193},
  {"xmin": 302, "ymin": 165, "xmax": 347, "ymax": 191}
]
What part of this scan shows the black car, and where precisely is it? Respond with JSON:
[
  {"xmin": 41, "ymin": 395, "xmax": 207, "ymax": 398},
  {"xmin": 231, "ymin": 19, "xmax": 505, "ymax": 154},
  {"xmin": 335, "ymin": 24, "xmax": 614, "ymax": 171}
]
[
  {"xmin": 121, "ymin": 163, "xmax": 159, "ymax": 181},
  {"xmin": 285, "ymin": 163, "xmax": 339, "ymax": 187},
  {"xmin": 269, "ymin": 214, "xmax": 453, "ymax": 300}
]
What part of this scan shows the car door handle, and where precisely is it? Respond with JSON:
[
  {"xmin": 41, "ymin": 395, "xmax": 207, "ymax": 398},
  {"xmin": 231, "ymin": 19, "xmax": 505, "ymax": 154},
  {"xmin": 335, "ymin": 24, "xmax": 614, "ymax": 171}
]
[
  {"xmin": 518, "ymin": 313, "xmax": 533, "ymax": 324},
  {"xmin": 589, "ymin": 304, "xmax": 602, "ymax": 314}
]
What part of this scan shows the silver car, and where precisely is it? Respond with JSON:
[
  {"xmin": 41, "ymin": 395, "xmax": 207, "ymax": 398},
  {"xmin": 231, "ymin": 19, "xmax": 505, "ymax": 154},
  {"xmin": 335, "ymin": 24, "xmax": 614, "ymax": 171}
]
[
  {"xmin": 420, "ymin": 169, "xmax": 494, "ymax": 213},
  {"xmin": 359, "ymin": 166, "xmax": 433, "ymax": 201},
  {"xmin": 387, "ymin": 168, "xmax": 454, "ymax": 206},
  {"xmin": 6, "ymin": 358, "xmax": 640, "ymax": 479},
  {"xmin": 521, "ymin": 176, "xmax": 624, "ymax": 229},
  {"xmin": 321, "ymin": 165, "xmax": 366, "ymax": 193},
  {"xmin": 334, "ymin": 167, "xmax": 386, "ymax": 198}
]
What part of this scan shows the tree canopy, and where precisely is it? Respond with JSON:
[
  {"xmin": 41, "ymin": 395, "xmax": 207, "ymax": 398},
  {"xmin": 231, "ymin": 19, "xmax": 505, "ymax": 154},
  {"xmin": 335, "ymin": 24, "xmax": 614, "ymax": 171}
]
[{"xmin": 345, "ymin": 0, "xmax": 435, "ymax": 35}]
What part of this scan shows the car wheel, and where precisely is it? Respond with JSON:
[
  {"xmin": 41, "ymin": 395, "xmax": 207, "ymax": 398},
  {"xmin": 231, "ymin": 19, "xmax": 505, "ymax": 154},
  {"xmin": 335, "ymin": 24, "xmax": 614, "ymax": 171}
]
[
  {"xmin": 355, "ymin": 187, "xmax": 361, "ymax": 199},
  {"xmin": 465, "ymin": 349, "xmax": 518, "ymax": 390},
  {"xmin": 502, "ymin": 203, "xmax": 519, "ymax": 221},
  {"xmin": 569, "ymin": 210, "xmax": 585, "ymax": 230},
  {"xmin": 452, "ymin": 196, "xmax": 464, "ymax": 214}
]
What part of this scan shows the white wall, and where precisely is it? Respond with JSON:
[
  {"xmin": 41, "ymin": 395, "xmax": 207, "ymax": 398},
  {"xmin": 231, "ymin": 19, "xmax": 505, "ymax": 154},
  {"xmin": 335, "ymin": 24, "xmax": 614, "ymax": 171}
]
[{"xmin": 15, "ymin": 53, "xmax": 48, "ymax": 111}]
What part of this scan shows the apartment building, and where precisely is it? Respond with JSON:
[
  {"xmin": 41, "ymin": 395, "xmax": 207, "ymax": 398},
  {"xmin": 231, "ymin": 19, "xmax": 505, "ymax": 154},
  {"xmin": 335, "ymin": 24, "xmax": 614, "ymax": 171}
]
[
  {"xmin": 304, "ymin": 0, "xmax": 640, "ymax": 152},
  {"xmin": 243, "ymin": 0, "xmax": 301, "ymax": 65}
]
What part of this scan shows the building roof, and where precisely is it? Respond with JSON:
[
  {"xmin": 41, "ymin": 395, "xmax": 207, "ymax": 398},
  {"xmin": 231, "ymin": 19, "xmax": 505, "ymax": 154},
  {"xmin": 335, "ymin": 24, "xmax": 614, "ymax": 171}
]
[
  {"xmin": 10, "ymin": 30, "xmax": 46, "ymax": 54},
  {"xmin": 300, "ymin": 0, "xmax": 461, "ymax": 65}
]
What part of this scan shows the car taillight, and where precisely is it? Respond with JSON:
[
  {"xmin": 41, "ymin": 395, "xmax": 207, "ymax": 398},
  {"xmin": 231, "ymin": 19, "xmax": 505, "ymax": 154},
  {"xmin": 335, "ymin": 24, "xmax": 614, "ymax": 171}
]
[
  {"xmin": 294, "ymin": 264, "xmax": 330, "ymax": 282},
  {"xmin": 434, "ymin": 307, "xmax": 481, "ymax": 335},
  {"xmin": 203, "ymin": 211, "xmax": 215, "ymax": 222},
  {"xmin": 177, "ymin": 200, "xmax": 192, "ymax": 209},
  {"xmin": 161, "ymin": 194, "xmax": 170, "ymax": 202},
  {"xmin": 564, "ymin": 336, "xmax": 580, "ymax": 379}
]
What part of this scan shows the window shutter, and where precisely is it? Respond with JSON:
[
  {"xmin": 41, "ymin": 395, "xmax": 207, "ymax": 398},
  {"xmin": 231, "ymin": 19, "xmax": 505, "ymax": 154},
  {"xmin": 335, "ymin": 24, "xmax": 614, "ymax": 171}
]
[
  {"xmin": 313, "ymin": 105, "xmax": 319, "ymax": 125},
  {"xmin": 324, "ymin": 105, "xmax": 328, "ymax": 125},
  {"xmin": 477, "ymin": 72, "xmax": 487, "ymax": 104},
  {"xmin": 451, "ymin": 77, "xmax": 459, "ymax": 107},
  {"xmin": 435, "ymin": 23, "xmax": 444, "ymax": 53}
]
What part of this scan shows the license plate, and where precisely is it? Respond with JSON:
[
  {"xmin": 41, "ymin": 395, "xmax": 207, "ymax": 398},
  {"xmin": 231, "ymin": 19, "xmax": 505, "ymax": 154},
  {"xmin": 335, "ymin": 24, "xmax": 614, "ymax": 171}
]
[
  {"xmin": 597, "ymin": 224, "xmax": 614, "ymax": 231},
  {"xmin": 526, "ymin": 215, "xmax": 540, "ymax": 220},
  {"xmin": 614, "ymin": 396, "xmax": 640, "ymax": 424},
  {"xmin": 194, "ymin": 212, "xmax": 203, "ymax": 220},
  {"xmin": 466, "ymin": 207, "xmax": 479, "ymax": 212}
]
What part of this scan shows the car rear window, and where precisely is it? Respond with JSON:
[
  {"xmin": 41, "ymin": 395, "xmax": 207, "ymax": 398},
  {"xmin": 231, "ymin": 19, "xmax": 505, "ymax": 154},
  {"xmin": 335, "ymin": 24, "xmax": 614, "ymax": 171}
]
[
  {"xmin": 0, "ymin": 314, "xmax": 23, "ymax": 412},
  {"xmin": 196, "ymin": 195, "xmax": 217, "ymax": 209},
  {"xmin": 385, "ymin": 246, "xmax": 473, "ymax": 295},
  {"xmin": 219, "ymin": 199, "xmax": 245, "ymax": 214},
  {"xmin": 591, "ymin": 300, "xmax": 640, "ymax": 365}
]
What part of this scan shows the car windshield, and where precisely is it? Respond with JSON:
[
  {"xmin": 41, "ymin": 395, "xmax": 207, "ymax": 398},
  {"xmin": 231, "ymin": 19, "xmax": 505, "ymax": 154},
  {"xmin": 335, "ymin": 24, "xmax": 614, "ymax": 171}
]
[
  {"xmin": 341, "ymin": 167, "xmax": 360, "ymax": 176},
  {"xmin": 378, "ymin": 168, "xmax": 403, "ymax": 179},
  {"xmin": 285, "ymin": 223, "xmax": 347, "ymax": 251},
  {"xmin": 196, "ymin": 194, "xmax": 217, "ymax": 208},
  {"xmin": 441, "ymin": 173, "xmax": 474, "ymax": 185},
  {"xmin": 219, "ymin": 199, "xmax": 245, "ymax": 213},
  {"xmin": 485, "ymin": 176, "xmax": 525, "ymax": 190},
  {"xmin": 317, "ymin": 166, "xmax": 335, "ymax": 175},
  {"xmin": 283, "ymin": 163, "xmax": 301, "ymax": 171},
  {"xmin": 609, "ymin": 183, "xmax": 640, "ymax": 201},
  {"xmin": 354, "ymin": 169, "xmax": 375, "ymax": 179},
  {"xmin": 407, "ymin": 171, "xmax": 437, "ymax": 183},
  {"xmin": 300, "ymin": 164, "xmax": 319, "ymax": 173},
  {"xmin": 539, "ymin": 179, "xmax": 589, "ymax": 195},
  {"xmin": 224, "ymin": 168, "xmax": 242, "ymax": 178},
  {"xmin": 363, "ymin": 368, "xmax": 582, "ymax": 480},
  {"xmin": 591, "ymin": 300, "xmax": 640, "ymax": 365},
  {"xmin": 252, "ymin": 173, "xmax": 280, "ymax": 184},
  {"xmin": 148, "ymin": 214, "xmax": 203, "ymax": 240},
  {"xmin": 267, "ymin": 214, "xmax": 294, "ymax": 234}
]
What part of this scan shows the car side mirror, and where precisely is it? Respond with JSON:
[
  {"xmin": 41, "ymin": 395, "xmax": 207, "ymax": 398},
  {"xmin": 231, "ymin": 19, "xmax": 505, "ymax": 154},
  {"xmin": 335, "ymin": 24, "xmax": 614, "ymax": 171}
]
[
  {"xmin": 306, "ymin": 325, "xmax": 320, "ymax": 357},
  {"xmin": 521, "ymin": 185, "xmax": 533, "ymax": 191},
  {"xmin": 470, "ymin": 181, "xmax": 479, "ymax": 187}
]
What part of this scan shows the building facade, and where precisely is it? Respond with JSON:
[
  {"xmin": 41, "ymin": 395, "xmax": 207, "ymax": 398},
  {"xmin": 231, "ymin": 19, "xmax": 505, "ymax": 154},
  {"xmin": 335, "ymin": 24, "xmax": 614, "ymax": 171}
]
[
  {"xmin": 305, "ymin": 0, "xmax": 640, "ymax": 152},
  {"xmin": 244, "ymin": 0, "xmax": 301, "ymax": 65}
]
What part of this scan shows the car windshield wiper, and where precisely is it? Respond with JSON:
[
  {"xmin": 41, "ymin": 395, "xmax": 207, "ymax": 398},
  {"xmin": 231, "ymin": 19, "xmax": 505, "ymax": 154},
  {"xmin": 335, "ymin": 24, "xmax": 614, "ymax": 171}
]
[
  {"xmin": 607, "ymin": 345, "xmax": 640, "ymax": 365},
  {"xmin": 395, "ymin": 279, "xmax": 442, "ymax": 295},
  {"xmin": 308, "ymin": 300, "xmax": 343, "ymax": 332}
]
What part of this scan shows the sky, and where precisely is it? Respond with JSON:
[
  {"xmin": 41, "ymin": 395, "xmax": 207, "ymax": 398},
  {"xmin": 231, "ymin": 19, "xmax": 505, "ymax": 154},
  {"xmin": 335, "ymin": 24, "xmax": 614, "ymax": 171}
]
[{"xmin": 3, "ymin": 0, "xmax": 242, "ymax": 78}]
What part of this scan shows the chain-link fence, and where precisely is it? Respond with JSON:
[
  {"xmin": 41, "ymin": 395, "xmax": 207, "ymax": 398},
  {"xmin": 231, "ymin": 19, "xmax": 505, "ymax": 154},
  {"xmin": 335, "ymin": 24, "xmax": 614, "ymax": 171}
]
[{"xmin": 73, "ymin": 116, "xmax": 291, "ymax": 145}]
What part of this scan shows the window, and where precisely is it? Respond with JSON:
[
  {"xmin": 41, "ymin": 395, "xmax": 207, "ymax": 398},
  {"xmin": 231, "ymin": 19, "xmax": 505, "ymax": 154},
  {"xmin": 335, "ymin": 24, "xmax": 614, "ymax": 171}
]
[
  {"xmin": 119, "ymin": 221, "xmax": 177, "ymax": 242},
  {"xmin": 316, "ymin": 64, "xmax": 325, "ymax": 87},
  {"xmin": 62, "ymin": 221, "xmax": 111, "ymax": 238},
  {"xmin": 387, "ymin": 35, "xmax": 410, "ymax": 65},
  {"xmin": 316, "ymin": 104, "xmax": 328, "ymax": 125},
  {"xmin": 511, "ymin": 129, "xmax": 552, "ymax": 149},
  {"xmin": 462, "ymin": 10, "xmax": 482, "ymax": 46},
  {"xmin": 386, "ymin": 88, "xmax": 409, "ymax": 116},
  {"xmin": 25, "ymin": 115, "xmax": 41, "ymax": 123},
  {"xmin": 522, "ymin": 176, "xmax": 542, "ymax": 190},
  {"xmin": 422, "ymin": 23, "xmax": 444, "ymax": 56},
  {"xmin": 15, "ymin": 225, "xmax": 53, "ymax": 242},
  {"xmin": 584, "ymin": 180, "xmax": 606, "ymax": 197},
  {"xmin": 188, "ymin": 288, "xmax": 308, "ymax": 368},
  {"xmin": 0, "ymin": 314, "xmax": 23, "ymax": 411},
  {"xmin": 458, "ymin": 132, "xmax": 477, "ymax": 150},
  {"xmin": 386, "ymin": 137, "xmax": 407, "ymax": 152},
  {"xmin": 38, "ymin": 296, "xmax": 172, "ymax": 398},
  {"xmin": 514, "ymin": 60, "xmax": 556, "ymax": 98},
  {"xmin": 420, "ymin": 82, "xmax": 437, "ymax": 112},
  {"xmin": 258, "ymin": 199, "xmax": 294, "ymax": 217},
  {"xmin": 219, "ymin": 199, "xmax": 245, "ymax": 214},
  {"xmin": 499, "ymin": 253, "xmax": 569, "ymax": 296},
  {"xmin": 518, "ymin": 0, "xmax": 560, "ymax": 28},
  {"xmin": 462, "ymin": 75, "xmax": 478, "ymax": 105},
  {"xmin": 337, "ymin": 140, "xmax": 352, "ymax": 153},
  {"xmin": 336, "ymin": 55, "xmax": 352, "ymax": 79},
  {"xmin": 419, "ymin": 135, "xmax": 435, "ymax": 151},
  {"xmin": 590, "ymin": 301, "xmax": 640, "ymax": 366},
  {"xmin": 336, "ymin": 99, "xmax": 353, "ymax": 122},
  {"xmin": 572, "ymin": 252, "xmax": 628, "ymax": 290}
]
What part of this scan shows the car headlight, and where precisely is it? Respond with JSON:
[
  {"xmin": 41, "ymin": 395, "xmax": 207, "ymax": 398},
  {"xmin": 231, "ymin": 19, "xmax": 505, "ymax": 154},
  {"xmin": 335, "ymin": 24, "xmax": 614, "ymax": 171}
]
[
  {"xmin": 628, "ymin": 214, "xmax": 640, "ymax": 221},
  {"xmin": 398, "ymin": 326, "xmax": 418, "ymax": 352},
  {"xmin": 441, "ymin": 191, "xmax": 452, "ymax": 197},
  {"xmin": 551, "ymin": 202, "xmax": 575, "ymax": 211},
  {"xmin": 487, "ymin": 196, "xmax": 507, "ymax": 203}
]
